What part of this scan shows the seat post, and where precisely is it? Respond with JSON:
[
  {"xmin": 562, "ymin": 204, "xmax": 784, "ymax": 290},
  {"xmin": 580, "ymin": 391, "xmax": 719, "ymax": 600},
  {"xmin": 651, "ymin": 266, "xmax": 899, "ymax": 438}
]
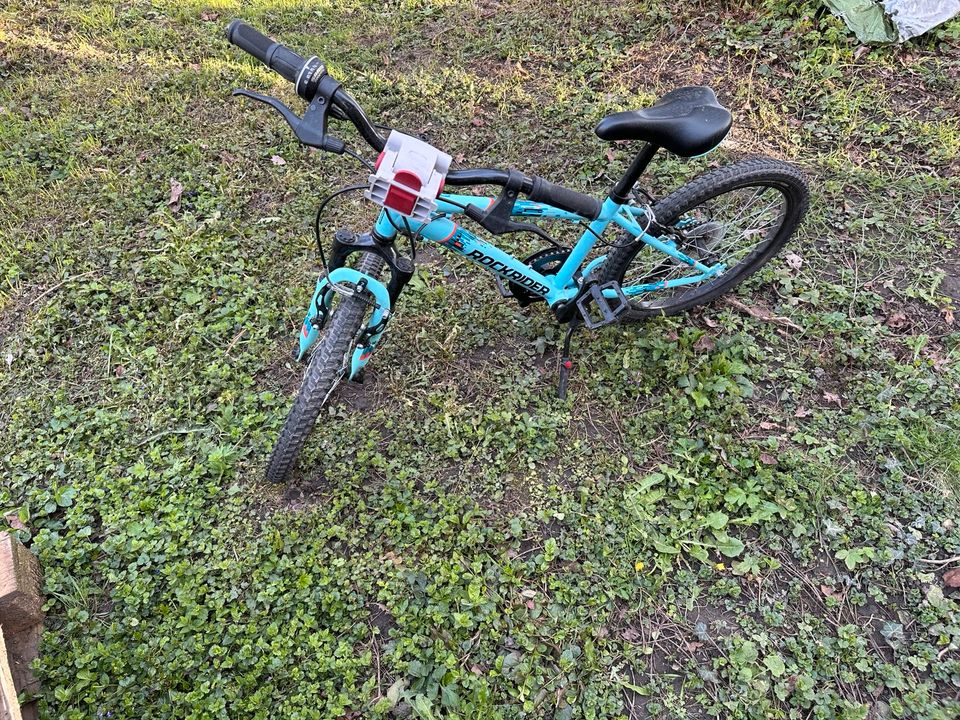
[{"xmin": 609, "ymin": 143, "xmax": 658, "ymax": 204}]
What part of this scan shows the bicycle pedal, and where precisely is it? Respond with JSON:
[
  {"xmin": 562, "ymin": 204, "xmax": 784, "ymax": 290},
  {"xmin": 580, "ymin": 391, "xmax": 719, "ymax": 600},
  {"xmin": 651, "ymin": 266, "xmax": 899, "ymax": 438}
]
[
  {"xmin": 576, "ymin": 281, "xmax": 630, "ymax": 329},
  {"xmin": 493, "ymin": 275, "xmax": 515, "ymax": 299}
]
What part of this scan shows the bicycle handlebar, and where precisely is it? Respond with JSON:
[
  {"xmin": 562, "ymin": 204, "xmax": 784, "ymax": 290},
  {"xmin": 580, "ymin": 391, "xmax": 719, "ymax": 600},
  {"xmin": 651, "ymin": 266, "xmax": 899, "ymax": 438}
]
[
  {"xmin": 226, "ymin": 20, "xmax": 305, "ymax": 86},
  {"xmin": 226, "ymin": 20, "xmax": 601, "ymax": 219},
  {"xmin": 528, "ymin": 177, "xmax": 601, "ymax": 219}
]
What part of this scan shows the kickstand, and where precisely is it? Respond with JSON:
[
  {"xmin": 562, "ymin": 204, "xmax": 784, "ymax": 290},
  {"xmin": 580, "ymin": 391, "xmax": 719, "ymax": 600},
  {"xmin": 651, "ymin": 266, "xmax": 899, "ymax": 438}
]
[{"xmin": 557, "ymin": 317, "xmax": 581, "ymax": 400}]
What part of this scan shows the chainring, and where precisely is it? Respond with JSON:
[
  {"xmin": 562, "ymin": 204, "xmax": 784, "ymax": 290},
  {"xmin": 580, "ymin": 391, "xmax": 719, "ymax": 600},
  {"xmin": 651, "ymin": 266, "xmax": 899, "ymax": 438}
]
[{"xmin": 508, "ymin": 248, "xmax": 572, "ymax": 306}]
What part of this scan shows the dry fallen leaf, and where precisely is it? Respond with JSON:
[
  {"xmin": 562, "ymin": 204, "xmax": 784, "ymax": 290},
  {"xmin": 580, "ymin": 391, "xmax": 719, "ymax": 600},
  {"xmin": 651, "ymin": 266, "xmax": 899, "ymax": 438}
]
[
  {"xmin": 923, "ymin": 348, "xmax": 949, "ymax": 373},
  {"xmin": 885, "ymin": 311, "xmax": 908, "ymax": 329},
  {"xmin": 693, "ymin": 335, "xmax": 716, "ymax": 353},
  {"xmin": 200, "ymin": 10, "xmax": 219, "ymax": 21},
  {"xmin": 759, "ymin": 452, "xmax": 777, "ymax": 466},
  {"xmin": 723, "ymin": 297, "xmax": 802, "ymax": 331},
  {"xmin": 270, "ymin": 155, "xmax": 286, "ymax": 166},
  {"xmin": 784, "ymin": 252, "xmax": 803, "ymax": 271},
  {"xmin": 820, "ymin": 584, "xmax": 844, "ymax": 600},
  {"xmin": 794, "ymin": 406, "xmax": 812, "ymax": 418},
  {"xmin": 943, "ymin": 308, "xmax": 955, "ymax": 326},
  {"xmin": 853, "ymin": 45, "xmax": 870, "ymax": 61},
  {"xmin": 758, "ymin": 421, "xmax": 779, "ymax": 431},
  {"xmin": 605, "ymin": 147, "xmax": 615, "ymax": 163},
  {"xmin": 943, "ymin": 568, "xmax": 960, "ymax": 588},
  {"xmin": 168, "ymin": 179, "xmax": 183, "ymax": 211},
  {"xmin": 823, "ymin": 391, "xmax": 842, "ymax": 407}
]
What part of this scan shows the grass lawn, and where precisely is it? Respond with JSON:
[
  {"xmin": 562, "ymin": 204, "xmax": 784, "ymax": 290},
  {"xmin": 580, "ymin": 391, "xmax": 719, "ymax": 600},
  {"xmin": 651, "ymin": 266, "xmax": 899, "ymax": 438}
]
[{"xmin": 2, "ymin": 0, "xmax": 960, "ymax": 718}]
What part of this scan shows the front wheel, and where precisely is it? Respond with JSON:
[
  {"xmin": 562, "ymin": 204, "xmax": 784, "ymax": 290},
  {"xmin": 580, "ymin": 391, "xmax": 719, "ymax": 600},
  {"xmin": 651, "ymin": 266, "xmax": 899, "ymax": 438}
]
[
  {"xmin": 599, "ymin": 157, "xmax": 809, "ymax": 319},
  {"xmin": 265, "ymin": 252, "xmax": 385, "ymax": 484}
]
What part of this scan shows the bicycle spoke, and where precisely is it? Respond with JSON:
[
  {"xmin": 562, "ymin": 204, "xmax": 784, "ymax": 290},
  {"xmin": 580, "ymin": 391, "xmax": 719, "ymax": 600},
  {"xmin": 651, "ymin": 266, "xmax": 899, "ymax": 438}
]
[{"xmin": 621, "ymin": 182, "xmax": 788, "ymax": 305}]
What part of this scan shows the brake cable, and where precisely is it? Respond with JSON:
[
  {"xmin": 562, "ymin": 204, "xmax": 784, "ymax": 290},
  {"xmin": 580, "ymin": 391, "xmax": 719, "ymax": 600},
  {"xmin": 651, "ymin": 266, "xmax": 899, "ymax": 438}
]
[
  {"xmin": 343, "ymin": 147, "xmax": 374, "ymax": 171},
  {"xmin": 313, "ymin": 184, "xmax": 368, "ymax": 273},
  {"xmin": 309, "ymin": 183, "xmax": 383, "ymax": 314}
]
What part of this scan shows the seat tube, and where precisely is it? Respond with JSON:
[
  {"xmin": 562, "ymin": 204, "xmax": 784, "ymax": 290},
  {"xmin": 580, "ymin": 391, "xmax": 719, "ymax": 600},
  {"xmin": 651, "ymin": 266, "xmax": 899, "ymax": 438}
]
[
  {"xmin": 609, "ymin": 143, "xmax": 658, "ymax": 204},
  {"xmin": 553, "ymin": 198, "xmax": 620, "ymax": 288}
]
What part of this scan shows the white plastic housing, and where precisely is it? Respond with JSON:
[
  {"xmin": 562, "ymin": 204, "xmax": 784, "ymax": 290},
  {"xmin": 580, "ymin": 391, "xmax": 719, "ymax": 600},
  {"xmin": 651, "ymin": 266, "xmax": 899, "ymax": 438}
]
[{"xmin": 365, "ymin": 131, "xmax": 452, "ymax": 222}]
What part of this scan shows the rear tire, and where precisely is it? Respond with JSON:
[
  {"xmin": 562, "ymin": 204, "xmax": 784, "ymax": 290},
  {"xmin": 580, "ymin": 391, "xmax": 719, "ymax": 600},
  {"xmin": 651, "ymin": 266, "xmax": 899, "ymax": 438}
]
[
  {"xmin": 599, "ymin": 157, "xmax": 809, "ymax": 319},
  {"xmin": 265, "ymin": 252, "xmax": 385, "ymax": 484}
]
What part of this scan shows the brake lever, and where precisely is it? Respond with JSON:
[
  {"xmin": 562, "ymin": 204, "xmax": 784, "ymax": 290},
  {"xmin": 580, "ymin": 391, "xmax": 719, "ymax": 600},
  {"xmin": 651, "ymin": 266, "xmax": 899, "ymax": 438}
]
[
  {"xmin": 463, "ymin": 169, "xmax": 559, "ymax": 246},
  {"xmin": 232, "ymin": 88, "xmax": 346, "ymax": 154},
  {"xmin": 464, "ymin": 205, "xmax": 558, "ymax": 246}
]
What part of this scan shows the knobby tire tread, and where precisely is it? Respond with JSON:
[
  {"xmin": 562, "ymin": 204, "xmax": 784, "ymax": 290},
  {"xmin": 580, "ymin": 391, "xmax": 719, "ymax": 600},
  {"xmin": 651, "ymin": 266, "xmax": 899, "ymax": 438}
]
[{"xmin": 265, "ymin": 253, "xmax": 385, "ymax": 483}]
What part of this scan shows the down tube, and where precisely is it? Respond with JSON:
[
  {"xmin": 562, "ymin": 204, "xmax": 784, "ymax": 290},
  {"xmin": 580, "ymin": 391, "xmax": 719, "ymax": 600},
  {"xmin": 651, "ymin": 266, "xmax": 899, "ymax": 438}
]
[{"xmin": 376, "ymin": 211, "xmax": 570, "ymax": 306}]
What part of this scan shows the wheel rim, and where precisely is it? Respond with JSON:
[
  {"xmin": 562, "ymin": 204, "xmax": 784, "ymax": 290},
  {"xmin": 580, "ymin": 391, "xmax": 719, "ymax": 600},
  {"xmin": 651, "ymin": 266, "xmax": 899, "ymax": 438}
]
[{"xmin": 620, "ymin": 182, "xmax": 790, "ymax": 309}]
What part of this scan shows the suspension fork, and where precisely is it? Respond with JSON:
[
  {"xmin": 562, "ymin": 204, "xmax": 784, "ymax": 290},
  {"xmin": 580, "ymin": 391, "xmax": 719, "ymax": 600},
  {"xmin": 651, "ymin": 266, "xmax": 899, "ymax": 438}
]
[{"xmin": 297, "ymin": 229, "xmax": 414, "ymax": 377}]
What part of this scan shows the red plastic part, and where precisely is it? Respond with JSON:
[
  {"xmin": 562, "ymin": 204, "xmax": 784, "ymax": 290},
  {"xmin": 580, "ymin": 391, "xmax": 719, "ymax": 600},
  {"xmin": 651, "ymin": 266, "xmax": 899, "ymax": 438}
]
[
  {"xmin": 374, "ymin": 151, "xmax": 385, "ymax": 170},
  {"xmin": 393, "ymin": 169, "xmax": 422, "ymax": 190},
  {"xmin": 384, "ymin": 184, "xmax": 418, "ymax": 215}
]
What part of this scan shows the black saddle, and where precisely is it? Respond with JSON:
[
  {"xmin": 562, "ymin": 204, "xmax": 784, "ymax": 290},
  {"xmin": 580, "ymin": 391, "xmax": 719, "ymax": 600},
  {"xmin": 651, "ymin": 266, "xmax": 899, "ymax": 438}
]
[{"xmin": 595, "ymin": 86, "xmax": 732, "ymax": 157}]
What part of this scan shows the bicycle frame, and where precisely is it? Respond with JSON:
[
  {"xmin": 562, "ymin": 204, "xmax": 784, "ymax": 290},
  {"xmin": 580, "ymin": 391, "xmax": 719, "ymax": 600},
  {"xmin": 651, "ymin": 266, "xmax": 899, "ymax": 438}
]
[
  {"xmin": 300, "ymin": 193, "xmax": 726, "ymax": 377},
  {"xmin": 375, "ymin": 194, "xmax": 724, "ymax": 303}
]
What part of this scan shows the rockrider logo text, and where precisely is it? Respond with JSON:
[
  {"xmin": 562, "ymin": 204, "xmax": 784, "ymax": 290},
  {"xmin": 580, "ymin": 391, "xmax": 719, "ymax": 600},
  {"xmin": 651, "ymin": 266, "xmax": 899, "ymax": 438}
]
[{"xmin": 465, "ymin": 249, "xmax": 550, "ymax": 296}]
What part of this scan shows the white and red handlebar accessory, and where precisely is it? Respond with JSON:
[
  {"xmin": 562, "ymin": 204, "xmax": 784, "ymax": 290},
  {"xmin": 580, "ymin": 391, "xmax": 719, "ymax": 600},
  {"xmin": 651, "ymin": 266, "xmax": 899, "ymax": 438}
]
[{"xmin": 365, "ymin": 131, "xmax": 452, "ymax": 223}]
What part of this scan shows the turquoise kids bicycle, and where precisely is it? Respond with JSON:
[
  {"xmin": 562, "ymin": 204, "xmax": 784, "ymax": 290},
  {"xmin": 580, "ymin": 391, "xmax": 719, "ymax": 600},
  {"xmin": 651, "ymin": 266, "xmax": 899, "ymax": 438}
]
[{"xmin": 225, "ymin": 21, "xmax": 809, "ymax": 484}]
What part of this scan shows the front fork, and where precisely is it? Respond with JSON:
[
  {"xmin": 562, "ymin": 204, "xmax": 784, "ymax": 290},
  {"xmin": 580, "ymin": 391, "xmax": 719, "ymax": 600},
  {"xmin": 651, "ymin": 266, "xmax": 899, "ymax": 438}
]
[{"xmin": 297, "ymin": 229, "xmax": 414, "ymax": 378}]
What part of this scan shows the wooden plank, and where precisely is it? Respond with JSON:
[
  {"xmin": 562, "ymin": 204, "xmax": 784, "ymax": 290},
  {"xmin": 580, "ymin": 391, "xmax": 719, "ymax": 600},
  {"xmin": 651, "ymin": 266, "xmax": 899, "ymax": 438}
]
[
  {"xmin": 0, "ymin": 533, "xmax": 41, "ymax": 720},
  {"xmin": 2, "ymin": 626, "xmax": 39, "ymax": 715},
  {"xmin": 0, "ymin": 625, "xmax": 23, "ymax": 720},
  {"xmin": 0, "ymin": 534, "xmax": 42, "ymax": 633}
]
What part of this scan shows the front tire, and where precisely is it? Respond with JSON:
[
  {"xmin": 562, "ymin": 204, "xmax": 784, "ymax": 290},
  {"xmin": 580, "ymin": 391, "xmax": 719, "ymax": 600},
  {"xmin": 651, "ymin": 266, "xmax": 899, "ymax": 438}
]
[
  {"xmin": 265, "ymin": 252, "xmax": 385, "ymax": 484},
  {"xmin": 599, "ymin": 157, "xmax": 809, "ymax": 319}
]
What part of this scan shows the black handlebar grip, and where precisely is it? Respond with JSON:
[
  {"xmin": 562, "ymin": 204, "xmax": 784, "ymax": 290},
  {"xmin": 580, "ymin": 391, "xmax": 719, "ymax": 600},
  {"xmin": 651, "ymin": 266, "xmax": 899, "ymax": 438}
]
[
  {"xmin": 528, "ymin": 177, "xmax": 601, "ymax": 220},
  {"xmin": 226, "ymin": 20, "xmax": 306, "ymax": 85}
]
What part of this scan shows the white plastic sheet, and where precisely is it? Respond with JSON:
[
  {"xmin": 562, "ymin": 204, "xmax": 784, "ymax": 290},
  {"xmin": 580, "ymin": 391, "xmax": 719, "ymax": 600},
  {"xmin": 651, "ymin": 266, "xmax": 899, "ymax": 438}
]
[
  {"xmin": 824, "ymin": 0, "xmax": 960, "ymax": 41},
  {"xmin": 885, "ymin": 0, "xmax": 960, "ymax": 39}
]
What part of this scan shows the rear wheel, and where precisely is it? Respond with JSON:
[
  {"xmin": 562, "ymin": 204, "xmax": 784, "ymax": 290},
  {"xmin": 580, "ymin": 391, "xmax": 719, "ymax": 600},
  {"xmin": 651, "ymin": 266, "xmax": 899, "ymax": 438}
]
[
  {"xmin": 599, "ymin": 157, "xmax": 809, "ymax": 319},
  {"xmin": 265, "ymin": 252, "xmax": 385, "ymax": 484}
]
